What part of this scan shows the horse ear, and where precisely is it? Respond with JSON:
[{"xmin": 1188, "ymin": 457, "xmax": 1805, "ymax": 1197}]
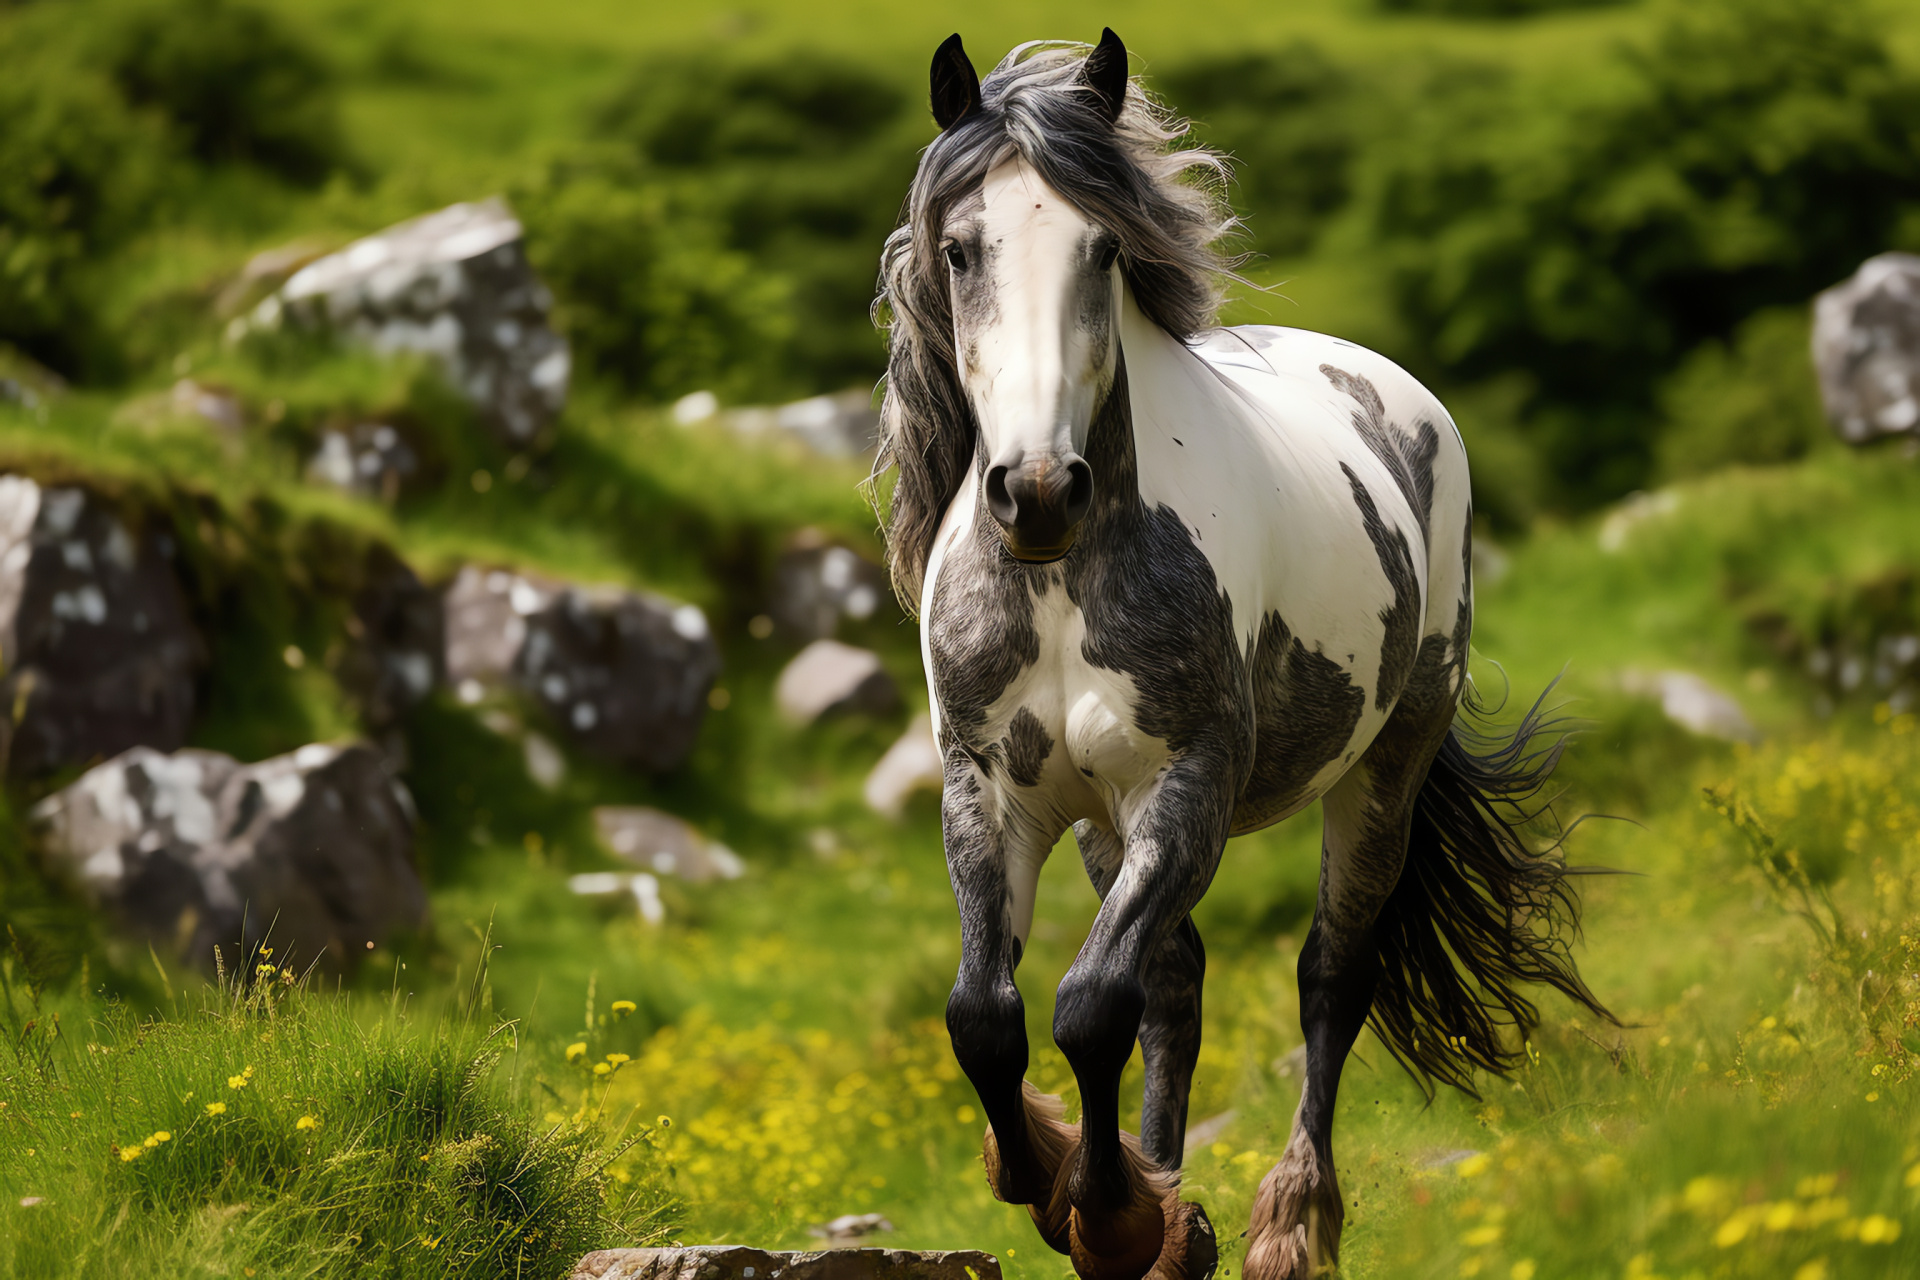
[
  {"xmin": 930, "ymin": 34, "xmax": 982, "ymax": 130},
  {"xmin": 1081, "ymin": 28, "xmax": 1128, "ymax": 124}
]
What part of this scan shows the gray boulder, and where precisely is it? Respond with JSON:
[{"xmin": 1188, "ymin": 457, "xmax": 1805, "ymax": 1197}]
[
  {"xmin": 769, "ymin": 531, "xmax": 886, "ymax": 641},
  {"xmin": 0, "ymin": 477, "xmax": 206, "ymax": 777},
  {"xmin": 31, "ymin": 742, "xmax": 423, "ymax": 973},
  {"xmin": 306, "ymin": 421, "xmax": 422, "ymax": 502},
  {"xmin": 444, "ymin": 565, "xmax": 720, "ymax": 771},
  {"xmin": 593, "ymin": 806, "xmax": 743, "ymax": 882},
  {"xmin": 339, "ymin": 548, "xmax": 443, "ymax": 727},
  {"xmin": 1814, "ymin": 252, "xmax": 1920, "ymax": 444},
  {"xmin": 776, "ymin": 640, "xmax": 899, "ymax": 725},
  {"xmin": 269, "ymin": 198, "xmax": 570, "ymax": 447}
]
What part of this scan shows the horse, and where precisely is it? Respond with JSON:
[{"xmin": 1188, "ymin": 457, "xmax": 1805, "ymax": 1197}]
[{"xmin": 871, "ymin": 30, "xmax": 1610, "ymax": 1280}]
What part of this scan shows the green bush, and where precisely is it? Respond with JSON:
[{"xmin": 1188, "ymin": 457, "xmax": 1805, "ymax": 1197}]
[
  {"xmin": 1377, "ymin": 0, "xmax": 1620, "ymax": 15},
  {"xmin": 523, "ymin": 49, "xmax": 926, "ymax": 403},
  {"xmin": 1154, "ymin": 43, "xmax": 1355, "ymax": 259},
  {"xmin": 1367, "ymin": 0, "xmax": 1920, "ymax": 504},
  {"xmin": 1655, "ymin": 307, "xmax": 1830, "ymax": 482},
  {"xmin": 98, "ymin": 0, "xmax": 345, "ymax": 185},
  {"xmin": 0, "ymin": 44, "xmax": 163, "ymax": 377}
]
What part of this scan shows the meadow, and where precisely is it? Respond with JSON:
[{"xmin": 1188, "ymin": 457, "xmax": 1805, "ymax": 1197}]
[{"xmin": 6, "ymin": 0, "xmax": 1920, "ymax": 1277}]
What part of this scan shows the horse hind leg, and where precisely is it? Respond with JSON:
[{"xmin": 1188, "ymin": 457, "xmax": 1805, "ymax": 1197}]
[{"xmin": 1245, "ymin": 665, "xmax": 1457, "ymax": 1280}]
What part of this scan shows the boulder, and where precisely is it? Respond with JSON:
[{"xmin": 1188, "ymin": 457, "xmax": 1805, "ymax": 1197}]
[
  {"xmin": 681, "ymin": 388, "xmax": 880, "ymax": 458},
  {"xmin": 863, "ymin": 714, "xmax": 943, "ymax": 819},
  {"xmin": 593, "ymin": 806, "xmax": 744, "ymax": 882},
  {"xmin": 306, "ymin": 421, "xmax": 422, "ymax": 502},
  {"xmin": 808, "ymin": 1215, "xmax": 895, "ymax": 1246},
  {"xmin": 769, "ymin": 531, "xmax": 886, "ymax": 641},
  {"xmin": 31, "ymin": 742, "xmax": 423, "ymax": 973},
  {"xmin": 571, "ymin": 1249, "xmax": 1001, "ymax": 1280},
  {"xmin": 1814, "ymin": 252, "xmax": 1920, "ymax": 444},
  {"xmin": 1620, "ymin": 669, "xmax": 1758, "ymax": 742},
  {"xmin": 444, "ymin": 565, "xmax": 720, "ymax": 772},
  {"xmin": 776, "ymin": 640, "xmax": 899, "ymax": 725},
  {"xmin": 269, "ymin": 198, "xmax": 570, "ymax": 447},
  {"xmin": 0, "ymin": 477, "xmax": 206, "ymax": 778},
  {"xmin": 568, "ymin": 871, "xmax": 665, "ymax": 925},
  {"xmin": 338, "ymin": 548, "xmax": 443, "ymax": 727}
]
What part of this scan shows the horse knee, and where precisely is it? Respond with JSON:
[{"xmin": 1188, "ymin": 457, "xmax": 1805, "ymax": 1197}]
[
  {"xmin": 948, "ymin": 969, "xmax": 1027, "ymax": 1088},
  {"xmin": 1054, "ymin": 967, "xmax": 1147, "ymax": 1071}
]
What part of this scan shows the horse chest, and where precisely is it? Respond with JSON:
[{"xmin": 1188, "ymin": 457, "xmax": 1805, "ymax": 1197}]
[{"xmin": 929, "ymin": 575, "xmax": 1173, "ymax": 830}]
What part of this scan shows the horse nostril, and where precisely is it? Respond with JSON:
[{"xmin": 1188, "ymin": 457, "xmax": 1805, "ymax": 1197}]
[
  {"xmin": 1064, "ymin": 457, "xmax": 1093, "ymax": 525},
  {"xmin": 985, "ymin": 464, "xmax": 1019, "ymax": 527}
]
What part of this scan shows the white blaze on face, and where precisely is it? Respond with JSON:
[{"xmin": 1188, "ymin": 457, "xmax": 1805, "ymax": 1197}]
[{"xmin": 950, "ymin": 156, "xmax": 1119, "ymax": 472}]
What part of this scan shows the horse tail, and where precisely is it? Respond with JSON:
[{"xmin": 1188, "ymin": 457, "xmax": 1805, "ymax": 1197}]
[{"xmin": 1366, "ymin": 686, "xmax": 1615, "ymax": 1098}]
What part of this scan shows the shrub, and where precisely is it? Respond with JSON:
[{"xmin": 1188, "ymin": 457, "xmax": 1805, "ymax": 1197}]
[
  {"xmin": 523, "ymin": 49, "xmax": 925, "ymax": 403},
  {"xmin": 1366, "ymin": 0, "xmax": 1920, "ymax": 504},
  {"xmin": 1655, "ymin": 307, "xmax": 1829, "ymax": 482},
  {"xmin": 97, "ymin": 0, "xmax": 345, "ymax": 185},
  {"xmin": 1154, "ymin": 43, "xmax": 1355, "ymax": 259}
]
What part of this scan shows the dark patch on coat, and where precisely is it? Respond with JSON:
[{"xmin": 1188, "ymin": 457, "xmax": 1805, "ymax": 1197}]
[
  {"xmin": 1451, "ymin": 506, "xmax": 1474, "ymax": 684},
  {"xmin": 1320, "ymin": 365, "xmax": 1440, "ymax": 544},
  {"xmin": 1343, "ymin": 463, "xmax": 1421, "ymax": 713},
  {"xmin": 1232, "ymin": 610, "xmax": 1367, "ymax": 835},
  {"xmin": 1003, "ymin": 706, "xmax": 1054, "ymax": 787}
]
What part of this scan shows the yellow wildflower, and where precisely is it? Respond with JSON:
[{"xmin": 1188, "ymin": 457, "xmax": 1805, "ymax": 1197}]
[
  {"xmin": 1456, "ymin": 1153, "xmax": 1491, "ymax": 1179},
  {"xmin": 143, "ymin": 1131, "xmax": 171, "ymax": 1148},
  {"xmin": 593, "ymin": 1062, "xmax": 611, "ymax": 1076},
  {"xmin": 611, "ymin": 1000, "xmax": 637, "ymax": 1017},
  {"xmin": 1510, "ymin": 1263, "xmax": 1536, "ymax": 1280},
  {"xmin": 606, "ymin": 1053, "xmax": 630, "ymax": 1065},
  {"xmin": 295, "ymin": 1115, "xmax": 319, "ymax": 1131},
  {"xmin": 205, "ymin": 1102, "xmax": 227, "ymax": 1117},
  {"xmin": 565, "ymin": 1042, "xmax": 586, "ymax": 1062},
  {"xmin": 1857, "ymin": 1215, "xmax": 1902, "ymax": 1244},
  {"xmin": 118, "ymin": 1145, "xmax": 142, "ymax": 1163}
]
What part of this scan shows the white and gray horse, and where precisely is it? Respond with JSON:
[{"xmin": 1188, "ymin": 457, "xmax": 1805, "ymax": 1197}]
[{"xmin": 873, "ymin": 31, "xmax": 1610, "ymax": 1280}]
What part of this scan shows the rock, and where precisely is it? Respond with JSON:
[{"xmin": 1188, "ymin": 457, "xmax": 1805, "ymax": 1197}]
[
  {"xmin": 568, "ymin": 871, "xmax": 665, "ymax": 925},
  {"xmin": 524, "ymin": 730, "xmax": 567, "ymax": 789},
  {"xmin": 1183, "ymin": 1110, "xmax": 1238, "ymax": 1153},
  {"xmin": 0, "ymin": 477, "xmax": 206, "ymax": 778},
  {"xmin": 0, "ymin": 346, "xmax": 65, "ymax": 410},
  {"xmin": 169, "ymin": 380, "xmax": 244, "ymax": 433},
  {"xmin": 863, "ymin": 714, "xmax": 943, "ymax": 819},
  {"xmin": 717, "ymin": 389, "xmax": 880, "ymax": 458},
  {"xmin": 809, "ymin": 1215, "xmax": 895, "ymax": 1246},
  {"xmin": 770, "ymin": 531, "xmax": 887, "ymax": 641},
  {"xmin": 1620, "ymin": 669, "xmax": 1758, "ymax": 742},
  {"xmin": 776, "ymin": 640, "xmax": 899, "ymax": 725},
  {"xmin": 593, "ymin": 806, "xmax": 743, "ymax": 882},
  {"xmin": 31, "ymin": 742, "xmax": 423, "ymax": 972},
  {"xmin": 1814, "ymin": 252, "xmax": 1920, "ymax": 444},
  {"xmin": 269, "ymin": 198, "xmax": 570, "ymax": 447},
  {"xmin": 338, "ymin": 547, "xmax": 443, "ymax": 726},
  {"xmin": 444, "ymin": 565, "xmax": 720, "ymax": 771},
  {"xmin": 306, "ymin": 421, "xmax": 421, "ymax": 502},
  {"xmin": 1597, "ymin": 489, "xmax": 1679, "ymax": 554},
  {"xmin": 570, "ymin": 1248, "xmax": 1001, "ymax": 1280}
]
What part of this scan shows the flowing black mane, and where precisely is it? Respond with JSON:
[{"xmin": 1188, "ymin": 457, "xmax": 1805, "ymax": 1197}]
[{"xmin": 870, "ymin": 41, "xmax": 1239, "ymax": 612}]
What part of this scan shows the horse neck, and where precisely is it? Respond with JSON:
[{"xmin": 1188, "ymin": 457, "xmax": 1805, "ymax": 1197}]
[{"xmin": 1082, "ymin": 351, "xmax": 1141, "ymax": 531}]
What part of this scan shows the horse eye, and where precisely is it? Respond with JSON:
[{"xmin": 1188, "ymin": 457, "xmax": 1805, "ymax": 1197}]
[
  {"xmin": 944, "ymin": 242, "xmax": 968, "ymax": 272},
  {"xmin": 1097, "ymin": 241, "xmax": 1121, "ymax": 272}
]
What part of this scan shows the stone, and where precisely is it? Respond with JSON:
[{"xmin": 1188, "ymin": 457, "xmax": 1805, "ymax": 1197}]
[
  {"xmin": 31, "ymin": 742, "xmax": 424, "ymax": 973},
  {"xmin": 267, "ymin": 198, "xmax": 570, "ymax": 447},
  {"xmin": 444, "ymin": 565, "xmax": 720, "ymax": 772},
  {"xmin": 0, "ymin": 477, "xmax": 206, "ymax": 778},
  {"xmin": 570, "ymin": 1248, "xmax": 1001, "ymax": 1280},
  {"xmin": 1814, "ymin": 252, "xmax": 1920, "ymax": 444},
  {"xmin": 809, "ymin": 1215, "xmax": 895, "ymax": 1246},
  {"xmin": 306, "ymin": 421, "xmax": 422, "ymax": 502},
  {"xmin": 770, "ymin": 531, "xmax": 887, "ymax": 641},
  {"xmin": 568, "ymin": 871, "xmax": 665, "ymax": 925},
  {"xmin": 593, "ymin": 806, "xmax": 744, "ymax": 882},
  {"xmin": 1620, "ymin": 669, "xmax": 1758, "ymax": 742},
  {"xmin": 720, "ymin": 389, "xmax": 881, "ymax": 458},
  {"xmin": 776, "ymin": 640, "xmax": 899, "ymax": 725},
  {"xmin": 168, "ymin": 379, "xmax": 244, "ymax": 433},
  {"xmin": 0, "ymin": 346, "xmax": 65, "ymax": 410},
  {"xmin": 338, "ymin": 547, "xmax": 443, "ymax": 727},
  {"xmin": 863, "ymin": 714, "xmax": 943, "ymax": 819}
]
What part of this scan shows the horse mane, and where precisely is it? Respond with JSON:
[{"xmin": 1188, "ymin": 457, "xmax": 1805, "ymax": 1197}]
[{"xmin": 868, "ymin": 40, "xmax": 1241, "ymax": 614}]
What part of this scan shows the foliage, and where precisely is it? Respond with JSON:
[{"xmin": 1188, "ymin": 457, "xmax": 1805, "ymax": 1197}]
[
  {"xmin": 1366, "ymin": 0, "xmax": 1920, "ymax": 503},
  {"xmin": 0, "ymin": 966, "xmax": 677, "ymax": 1278},
  {"xmin": 97, "ymin": 0, "xmax": 346, "ymax": 184},
  {"xmin": 518, "ymin": 49, "xmax": 926, "ymax": 404},
  {"xmin": 1655, "ymin": 306, "xmax": 1830, "ymax": 482},
  {"xmin": 1154, "ymin": 43, "xmax": 1355, "ymax": 259},
  {"xmin": 1376, "ymin": 0, "xmax": 1620, "ymax": 15}
]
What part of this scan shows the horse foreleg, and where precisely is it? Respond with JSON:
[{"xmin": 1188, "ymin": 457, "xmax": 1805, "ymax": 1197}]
[
  {"xmin": 943, "ymin": 754, "xmax": 1079, "ymax": 1246},
  {"xmin": 1056, "ymin": 755, "xmax": 1233, "ymax": 1280}
]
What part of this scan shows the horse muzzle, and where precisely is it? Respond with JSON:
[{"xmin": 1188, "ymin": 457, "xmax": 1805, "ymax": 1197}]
[{"xmin": 985, "ymin": 452, "xmax": 1093, "ymax": 562}]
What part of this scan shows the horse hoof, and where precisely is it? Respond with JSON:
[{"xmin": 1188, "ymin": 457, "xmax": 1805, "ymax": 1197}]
[
  {"xmin": 1146, "ymin": 1200, "xmax": 1217, "ymax": 1280},
  {"xmin": 1069, "ymin": 1193, "xmax": 1167, "ymax": 1280}
]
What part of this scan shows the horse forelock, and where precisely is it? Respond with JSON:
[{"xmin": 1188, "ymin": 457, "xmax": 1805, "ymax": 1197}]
[{"xmin": 869, "ymin": 40, "xmax": 1243, "ymax": 615}]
